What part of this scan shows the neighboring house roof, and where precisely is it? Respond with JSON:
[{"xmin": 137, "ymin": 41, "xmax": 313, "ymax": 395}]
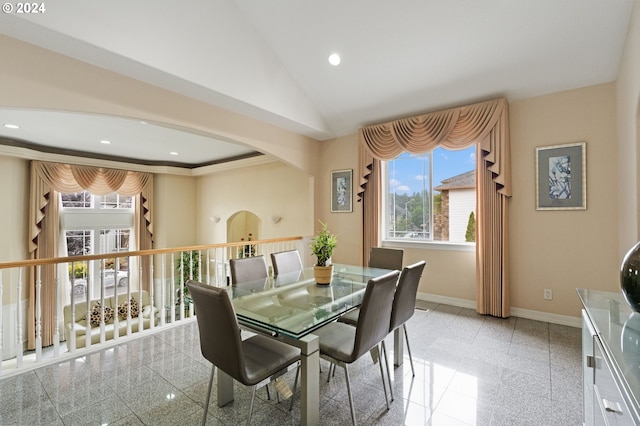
[{"xmin": 434, "ymin": 170, "xmax": 476, "ymax": 191}]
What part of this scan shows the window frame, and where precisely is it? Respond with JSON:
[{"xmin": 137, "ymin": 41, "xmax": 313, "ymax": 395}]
[
  {"xmin": 381, "ymin": 147, "xmax": 477, "ymax": 250},
  {"xmin": 59, "ymin": 191, "xmax": 135, "ymax": 298}
]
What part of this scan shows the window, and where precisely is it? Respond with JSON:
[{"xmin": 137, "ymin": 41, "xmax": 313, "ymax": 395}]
[
  {"xmin": 383, "ymin": 146, "xmax": 476, "ymax": 243},
  {"xmin": 60, "ymin": 191, "xmax": 134, "ymax": 299}
]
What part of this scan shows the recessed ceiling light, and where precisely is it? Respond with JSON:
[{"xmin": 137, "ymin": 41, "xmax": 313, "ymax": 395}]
[
  {"xmin": 170, "ymin": 152, "xmax": 178, "ymax": 156},
  {"xmin": 328, "ymin": 53, "xmax": 341, "ymax": 66},
  {"xmin": 100, "ymin": 140, "xmax": 111, "ymax": 145},
  {"xmin": 3, "ymin": 124, "xmax": 19, "ymax": 129}
]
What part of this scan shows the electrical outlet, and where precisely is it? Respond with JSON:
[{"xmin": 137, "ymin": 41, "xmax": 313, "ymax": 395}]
[{"xmin": 544, "ymin": 289, "xmax": 553, "ymax": 300}]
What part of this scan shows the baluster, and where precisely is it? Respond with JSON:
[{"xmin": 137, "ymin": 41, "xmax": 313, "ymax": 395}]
[
  {"xmin": 85, "ymin": 260, "xmax": 92, "ymax": 349},
  {"xmin": 16, "ymin": 268, "xmax": 23, "ymax": 367},
  {"xmin": 179, "ymin": 253, "xmax": 184, "ymax": 320},
  {"xmin": 126, "ymin": 259, "xmax": 132, "ymax": 336},
  {"xmin": 170, "ymin": 253, "xmax": 176, "ymax": 324},
  {"xmin": 35, "ymin": 265, "xmax": 42, "ymax": 361},
  {"xmin": 69, "ymin": 262, "xmax": 76, "ymax": 352},
  {"xmin": 112, "ymin": 257, "xmax": 120, "ymax": 341},
  {"xmin": 100, "ymin": 260, "xmax": 106, "ymax": 345},
  {"xmin": 160, "ymin": 254, "xmax": 166, "ymax": 326},
  {"xmin": 149, "ymin": 254, "xmax": 154, "ymax": 330},
  {"xmin": 206, "ymin": 249, "xmax": 211, "ymax": 285},
  {"xmin": 138, "ymin": 257, "xmax": 143, "ymax": 332},
  {"xmin": 53, "ymin": 272, "xmax": 59, "ymax": 357}
]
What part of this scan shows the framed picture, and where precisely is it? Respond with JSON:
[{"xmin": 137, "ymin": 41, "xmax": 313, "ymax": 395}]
[
  {"xmin": 331, "ymin": 169, "xmax": 352, "ymax": 213},
  {"xmin": 535, "ymin": 142, "xmax": 586, "ymax": 210}
]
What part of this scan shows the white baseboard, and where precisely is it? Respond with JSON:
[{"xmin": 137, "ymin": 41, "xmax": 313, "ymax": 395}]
[{"xmin": 416, "ymin": 292, "xmax": 581, "ymax": 328}]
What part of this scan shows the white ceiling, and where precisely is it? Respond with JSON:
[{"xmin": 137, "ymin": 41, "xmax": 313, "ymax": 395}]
[{"xmin": 0, "ymin": 0, "xmax": 634, "ymax": 167}]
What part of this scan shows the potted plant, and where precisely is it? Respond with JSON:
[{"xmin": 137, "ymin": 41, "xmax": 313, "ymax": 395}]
[
  {"xmin": 175, "ymin": 250, "xmax": 200, "ymax": 315},
  {"xmin": 310, "ymin": 221, "xmax": 337, "ymax": 285}
]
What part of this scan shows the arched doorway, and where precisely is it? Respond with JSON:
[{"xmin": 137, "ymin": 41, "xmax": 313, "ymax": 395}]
[{"xmin": 227, "ymin": 210, "xmax": 260, "ymax": 245}]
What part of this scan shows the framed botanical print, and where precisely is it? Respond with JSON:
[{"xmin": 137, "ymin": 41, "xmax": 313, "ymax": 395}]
[
  {"xmin": 535, "ymin": 142, "xmax": 586, "ymax": 210},
  {"xmin": 331, "ymin": 169, "xmax": 352, "ymax": 213}
]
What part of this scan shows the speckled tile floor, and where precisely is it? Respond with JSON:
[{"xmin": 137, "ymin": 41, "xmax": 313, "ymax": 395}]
[{"xmin": 0, "ymin": 301, "xmax": 582, "ymax": 425}]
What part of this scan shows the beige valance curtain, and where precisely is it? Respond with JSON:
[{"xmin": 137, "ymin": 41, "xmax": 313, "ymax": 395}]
[
  {"xmin": 358, "ymin": 98, "xmax": 511, "ymax": 317},
  {"xmin": 28, "ymin": 161, "xmax": 154, "ymax": 349}
]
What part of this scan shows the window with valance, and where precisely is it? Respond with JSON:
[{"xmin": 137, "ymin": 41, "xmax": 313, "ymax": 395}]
[{"xmin": 28, "ymin": 161, "xmax": 154, "ymax": 349}]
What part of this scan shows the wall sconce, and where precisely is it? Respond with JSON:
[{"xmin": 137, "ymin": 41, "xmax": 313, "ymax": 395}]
[
  {"xmin": 268, "ymin": 216, "xmax": 282, "ymax": 224},
  {"xmin": 209, "ymin": 216, "xmax": 221, "ymax": 223}
]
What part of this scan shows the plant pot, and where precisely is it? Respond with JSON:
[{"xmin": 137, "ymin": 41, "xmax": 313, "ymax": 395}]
[{"xmin": 314, "ymin": 265, "xmax": 334, "ymax": 285}]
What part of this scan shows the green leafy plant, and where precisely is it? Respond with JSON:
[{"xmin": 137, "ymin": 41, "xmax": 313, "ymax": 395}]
[
  {"xmin": 310, "ymin": 221, "xmax": 337, "ymax": 267},
  {"xmin": 176, "ymin": 250, "xmax": 201, "ymax": 304}
]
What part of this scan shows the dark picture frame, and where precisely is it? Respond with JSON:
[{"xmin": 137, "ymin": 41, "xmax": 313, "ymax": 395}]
[
  {"xmin": 331, "ymin": 169, "xmax": 352, "ymax": 213},
  {"xmin": 535, "ymin": 142, "xmax": 586, "ymax": 210}
]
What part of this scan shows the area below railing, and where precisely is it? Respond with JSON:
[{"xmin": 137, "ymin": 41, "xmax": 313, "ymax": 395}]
[{"xmin": 0, "ymin": 236, "xmax": 305, "ymax": 378}]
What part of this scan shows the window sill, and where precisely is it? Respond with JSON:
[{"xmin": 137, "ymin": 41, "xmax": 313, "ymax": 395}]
[{"xmin": 381, "ymin": 240, "xmax": 475, "ymax": 252}]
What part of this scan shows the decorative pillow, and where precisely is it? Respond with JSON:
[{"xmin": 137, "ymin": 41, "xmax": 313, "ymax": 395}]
[
  {"xmin": 117, "ymin": 298, "xmax": 139, "ymax": 320},
  {"xmin": 85, "ymin": 301, "xmax": 113, "ymax": 327}
]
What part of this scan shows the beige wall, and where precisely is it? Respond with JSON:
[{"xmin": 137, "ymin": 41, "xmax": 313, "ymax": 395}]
[
  {"xmin": 314, "ymin": 134, "xmax": 363, "ymax": 265},
  {"xmin": 196, "ymin": 161, "xmax": 314, "ymax": 245},
  {"xmin": 509, "ymin": 83, "xmax": 618, "ymax": 317},
  {"xmin": 0, "ymin": 156, "xmax": 29, "ymax": 304},
  {"xmin": 617, "ymin": 3, "xmax": 640, "ymax": 256},
  {"xmin": 153, "ymin": 174, "xmax": 198, "ymax": 249}
]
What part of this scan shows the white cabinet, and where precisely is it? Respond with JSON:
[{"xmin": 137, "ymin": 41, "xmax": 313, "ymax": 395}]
[{"xmin": 579, "ymin": 289, "xmax": 640, "ymax": 426}]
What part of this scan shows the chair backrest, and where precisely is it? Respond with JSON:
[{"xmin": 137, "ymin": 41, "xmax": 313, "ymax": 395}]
[
  {"xmin": 390, "ymin": 261, "xmax": 426, "ymax": 332},
  {"xmin": 351, "ymin": 270, "xmax": 400, "ymax": 362},
  {"xmin": 369, "ymin": 247, "xmax": 404, "ymax": 270},
  {"xmin": 270, "ymin": 250, "xmax": 303, "ymax": 276},
  {"xmin": 230, "ymin": 255, "xmax": 268, "ymax": 285},
  {"xmin": 186, "ymin": 280, "xmax": 248, "ymax": 383}
]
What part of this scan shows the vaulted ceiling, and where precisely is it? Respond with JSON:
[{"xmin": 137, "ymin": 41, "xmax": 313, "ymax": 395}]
[{"xmin": 0, "ymin": 0, "xmax": 634, "ymax": 166}]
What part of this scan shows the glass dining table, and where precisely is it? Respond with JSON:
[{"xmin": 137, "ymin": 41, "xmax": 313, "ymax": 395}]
[{"xmin": 217, "ymin": 263, "xmax": 395, "ymax": 426}]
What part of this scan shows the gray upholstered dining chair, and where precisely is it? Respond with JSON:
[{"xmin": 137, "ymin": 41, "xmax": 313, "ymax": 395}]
[
  {"xmin": 388, "ymin": 260, "xmax": 426, "ymax": 376},
  {"xmin": 270, "ymin": 249, "xmax": 303, "ymax": 275},
  {"xmin": 337, "ymin": 247, "xmax": 404, "ymax": 327},
  {"xmin": 368, "ymin": 247, "xmax": 404, "ymax": 270},
  {"xmin": 339, "ymin": 261, "xmax": 426, "ymax": 378},
  {"xmin": 186, "ymin": 280, "xmax": 301, "ymax": 426},
  {"xmin": 229, "ymin": 255, "xmax": 268, "ymax": 285},
  {"xmin": 313, "ymin": 270, "xmax": 400, "ymax": 425}
]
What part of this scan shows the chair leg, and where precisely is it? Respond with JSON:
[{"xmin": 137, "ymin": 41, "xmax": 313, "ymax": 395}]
[
  {"xmin": 290, "ymin": 363, "xmax": 301, "ymax": 412},
  {"xmin": 266, "ymin": 384, "xmax": 271, "ymax": 400},
  {"xmin": 202, "ymin": 365, "xmax": 215, "ymax": 426},
  {"xmin": 248, "ymin": 386, "xmax": 257, "ymax": 425},
  {"xmin": 343, "ymin": 364, "xmax": 357, "ymax": 426},
  {"xmin": 403, "ymin": 324, "xmax": 415, "ymax": 377},
  {"xmin": 377, "ymin": 343, "xmax": 390, "ymax": 410},
  {"xmin": 381, "ymin": 340, "xmax": 394, "ymax": 402},
  {"xmin": 327, "ymin": 362, "xmax": 335, "ymax": 383}
]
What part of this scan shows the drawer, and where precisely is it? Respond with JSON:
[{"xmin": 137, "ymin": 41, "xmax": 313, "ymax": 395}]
[{"xmin": 594, "ymin": 339, "xmax": 635, "ymax": 425}]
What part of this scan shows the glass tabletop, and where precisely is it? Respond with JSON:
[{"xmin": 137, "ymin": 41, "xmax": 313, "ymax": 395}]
[{"xmin": 228, "ymin": 263, "xmax": 394, "ymax": 339}]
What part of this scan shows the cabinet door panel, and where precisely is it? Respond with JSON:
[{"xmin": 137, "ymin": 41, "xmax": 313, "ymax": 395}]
[{"xmin": 594, "ymin": 339, "xmax": 635, "ymax": 425}]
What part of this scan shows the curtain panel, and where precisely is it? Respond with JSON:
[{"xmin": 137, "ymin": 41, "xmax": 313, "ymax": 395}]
[
  {"xmin": 357, "ymin": 98, "xmax": 511, "ymax": 318},
  {"xmin": 28, "ymin": 161, "xmax": 154, "ymax": 349}
]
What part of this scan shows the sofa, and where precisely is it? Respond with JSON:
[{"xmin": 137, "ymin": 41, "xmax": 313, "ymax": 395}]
[{"xmin": 63, "ymin": 290, "xmax": 159, "ymax": 349}]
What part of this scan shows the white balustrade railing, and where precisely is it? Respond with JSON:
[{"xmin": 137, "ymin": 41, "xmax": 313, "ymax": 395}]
[{"xmin": 0, "ymin": 236, "xmax": 304, "ymax": 378}]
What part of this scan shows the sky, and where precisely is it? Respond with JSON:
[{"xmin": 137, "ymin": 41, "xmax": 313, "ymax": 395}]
[{"xmin": 388, "ymin": 146, "xmax": 476, "ymax": 195}]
